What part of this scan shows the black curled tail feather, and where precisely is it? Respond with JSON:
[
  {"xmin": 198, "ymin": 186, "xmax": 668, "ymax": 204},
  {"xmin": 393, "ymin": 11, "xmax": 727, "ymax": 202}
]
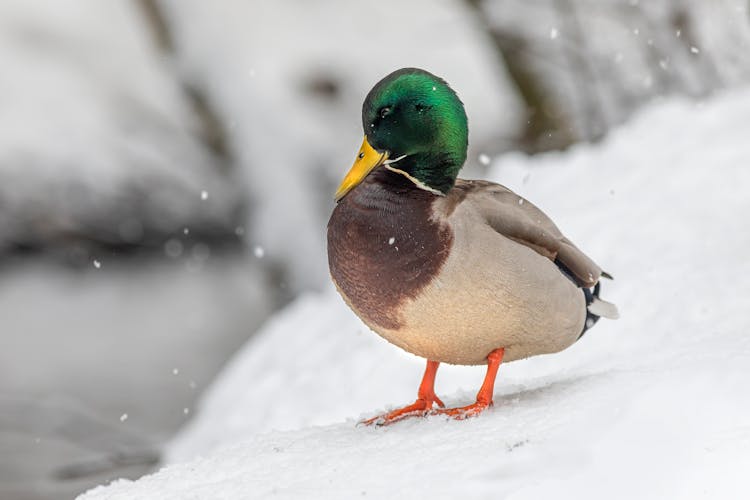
[
  {"xmin": 555, "ymin": 258, "xmax": 601, "ymax": 337},
  {"xmin": 578, "ymin": 273, "xmax": 619, "ymax": 339},
  {"xmin": 554, "ymin": 259, "xmax": 619, "ymax": 339},
  {"xmin": 579, "ymin": 282, "xmax": 602, "ymax": 339}
]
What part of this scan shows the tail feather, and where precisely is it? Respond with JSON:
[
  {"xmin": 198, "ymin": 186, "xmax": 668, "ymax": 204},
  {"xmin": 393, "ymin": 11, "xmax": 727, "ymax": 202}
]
[
  {"xmin": 588, "ymin": 271, "xmax": 619, "ymax": 319},
  {"xmin": 588, "ymin": 297, "xmax": 619, "ymax": 319},
  {"xmin": 579, "ymin": 274, "xmax": 618, "ymax": 339}
]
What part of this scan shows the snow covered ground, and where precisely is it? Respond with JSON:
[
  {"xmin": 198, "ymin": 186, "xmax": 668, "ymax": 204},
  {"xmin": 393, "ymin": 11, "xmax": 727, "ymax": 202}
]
[{"xmin": 80, "ymin": 89, "xmax": 750, "ymax": 498}]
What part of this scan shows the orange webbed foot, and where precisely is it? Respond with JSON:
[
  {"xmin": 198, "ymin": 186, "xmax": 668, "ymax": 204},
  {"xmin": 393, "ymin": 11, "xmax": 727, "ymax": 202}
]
[
  {"xmin": 360, "ymin": 395, "xmax": 445, "ymax": 426},
  {"xmin": 431, "ymin": 401, "xmax": 492, "ymax": 420},
  {"xmin": 431, "ymin": 347, "xmax": 504, "ymax": 421},
  {"xmin": 361, "ymin": 360, "xmax": 444, "ymax": 426},
  {"xmin": 359, "ymin": 349, "xmax": 504, "ymax": 426}
]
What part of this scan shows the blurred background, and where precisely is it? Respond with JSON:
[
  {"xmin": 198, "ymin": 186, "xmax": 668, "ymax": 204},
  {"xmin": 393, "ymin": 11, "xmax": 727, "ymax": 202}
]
[{"xmin": 1, "ymin": 0, "xmax": 749, "ymax": 498}]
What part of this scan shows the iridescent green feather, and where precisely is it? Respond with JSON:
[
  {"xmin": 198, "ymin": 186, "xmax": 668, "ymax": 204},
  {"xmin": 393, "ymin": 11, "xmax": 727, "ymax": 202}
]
[{"xmin": 362, "ymin": 68, "xmax": 468, "ymax": 193}]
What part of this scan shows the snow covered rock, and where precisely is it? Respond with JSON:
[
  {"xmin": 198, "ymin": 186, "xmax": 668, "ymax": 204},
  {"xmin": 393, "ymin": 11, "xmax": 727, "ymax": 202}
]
[
  {"xmin": 0, "ymin": 0, "xmax": 243, "ymax": 256},
  {"xmin": 472, "ymin": 0, "xmax": 750, "ymax": 149},
  {"xmin": 80, "ymin": 89, "xmax": 750, "ymax": 499}
]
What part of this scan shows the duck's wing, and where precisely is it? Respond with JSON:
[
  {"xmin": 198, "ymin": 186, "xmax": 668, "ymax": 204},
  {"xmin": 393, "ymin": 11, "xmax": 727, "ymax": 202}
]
[{"xmin": 455, "ymin": 179, "xmax": 602, "ymax": 288}]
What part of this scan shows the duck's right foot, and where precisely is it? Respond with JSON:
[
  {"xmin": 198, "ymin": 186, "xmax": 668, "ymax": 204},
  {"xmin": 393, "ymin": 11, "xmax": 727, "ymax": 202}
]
[{"xmin": 360, "ymin": 359, "xmax": 444, "ymax": 426}]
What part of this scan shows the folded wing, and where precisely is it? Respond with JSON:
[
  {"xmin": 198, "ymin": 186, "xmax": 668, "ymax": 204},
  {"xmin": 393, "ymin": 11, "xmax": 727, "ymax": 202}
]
[{"xmin": 458, "ymin": 179, "xmax": 602, "ymax": 288}]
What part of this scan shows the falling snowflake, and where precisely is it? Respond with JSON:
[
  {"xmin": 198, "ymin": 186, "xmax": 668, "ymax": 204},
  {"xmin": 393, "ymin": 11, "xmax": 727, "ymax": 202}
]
[{"xmin": 164, "ymin": 239, "xmax": 183, "ymax": 258}]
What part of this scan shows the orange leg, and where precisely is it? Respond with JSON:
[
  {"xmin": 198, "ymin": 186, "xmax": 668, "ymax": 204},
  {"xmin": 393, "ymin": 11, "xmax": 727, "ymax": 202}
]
[
  {"xmin": 433, "ymin": 347, "xmax": 505, "ymax": 420},
  {"xmin": 361, "ymin": 360, "xmax": 445, "ymax": 426}
]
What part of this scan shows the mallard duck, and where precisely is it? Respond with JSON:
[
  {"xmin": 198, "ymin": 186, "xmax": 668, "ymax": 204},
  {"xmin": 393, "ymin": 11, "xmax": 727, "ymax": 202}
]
[{"xmin": 327, "ymin": 68, "xmax": 618, "ymax": 425}]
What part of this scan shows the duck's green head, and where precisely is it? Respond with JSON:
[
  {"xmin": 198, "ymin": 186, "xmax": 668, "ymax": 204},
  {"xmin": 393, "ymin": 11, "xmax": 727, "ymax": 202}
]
[{"xmin": 335, "ymin": 68, "xmax": 468, "ymax": 201}]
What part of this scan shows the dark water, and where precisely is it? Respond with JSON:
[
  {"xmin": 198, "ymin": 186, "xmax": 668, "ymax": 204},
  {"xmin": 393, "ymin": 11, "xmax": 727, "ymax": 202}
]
[{"xmin": 0, "ymin": 256, "xmax": 273, "ymax": 499}]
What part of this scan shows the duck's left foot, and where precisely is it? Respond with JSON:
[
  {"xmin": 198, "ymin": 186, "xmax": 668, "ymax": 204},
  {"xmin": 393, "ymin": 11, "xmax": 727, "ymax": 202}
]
[
  {"xmin": 432, "ymin": 401, "xmax": 492, "ymax": 420},
  {"xmin": 433, "ymin": 347, "xmax": 505, "ymax": 421}
]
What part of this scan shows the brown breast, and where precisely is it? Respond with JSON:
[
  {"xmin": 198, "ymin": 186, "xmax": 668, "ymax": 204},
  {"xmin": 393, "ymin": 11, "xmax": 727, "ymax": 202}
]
[{"xmin": 327, "ymin": 169, "xmax": 453, "ymax": 330}]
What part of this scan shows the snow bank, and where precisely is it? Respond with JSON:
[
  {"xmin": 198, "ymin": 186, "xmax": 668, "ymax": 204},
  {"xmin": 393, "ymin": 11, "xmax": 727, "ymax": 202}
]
[
  {"xmin": 81, "ymin": 89, "xmax": 750, "ymax": 499},
  {"xmin": 479, "ymin": 0, "xmax": 750, "ymax": 136},
  {"xmin": 0, "ymin": 0, "xmax": 242, "ymax": 252}
]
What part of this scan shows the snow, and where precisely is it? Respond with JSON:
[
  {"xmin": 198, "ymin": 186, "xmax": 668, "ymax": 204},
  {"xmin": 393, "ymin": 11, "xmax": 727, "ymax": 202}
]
[
  {"xmin": 477, "ymin": 0, "xmax": 750, "ymax": 142},
  {"xmin": 0, "ymin": 0, "xmax": 243, "ymax": 251},
  {"xmin": 80, "ymin": 89, "xmax": 750, "ymax": 498}
]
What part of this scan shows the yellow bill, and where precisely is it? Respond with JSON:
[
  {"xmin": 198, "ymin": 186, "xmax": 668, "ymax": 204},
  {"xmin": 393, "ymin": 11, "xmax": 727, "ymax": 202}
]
[{"xmin": 334, "ymin": 136, "xmax": 388, "ymax": 202}]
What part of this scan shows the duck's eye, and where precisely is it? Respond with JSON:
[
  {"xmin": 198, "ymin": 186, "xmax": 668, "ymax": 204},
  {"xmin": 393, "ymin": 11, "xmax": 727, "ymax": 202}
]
[
  {"xmin": 415, "ymin": 104, "xmax": 425, "ymax": 112},
  {"xmin": 379, "ymin": 106, "xmax": 392, "ymax": 119}
]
